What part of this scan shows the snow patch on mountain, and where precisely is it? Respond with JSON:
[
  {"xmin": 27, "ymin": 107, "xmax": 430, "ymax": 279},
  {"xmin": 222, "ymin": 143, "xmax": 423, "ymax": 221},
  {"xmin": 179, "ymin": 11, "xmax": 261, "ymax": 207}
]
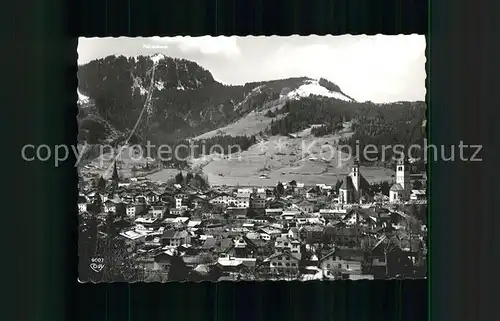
[
  {"xmin": 287, "ymin": 79, "xmax": 353, "ymax": 102},
  {"xmin": 155, "ymin": 80, "xmax": 165, "ymax": 90},
  {"xmin": 150, "ymin": 53, "xmax": 165, "ymax": 64},
  {"xmin": 78, "ymin": 89, "xmax": 90, "ymax": 104}
]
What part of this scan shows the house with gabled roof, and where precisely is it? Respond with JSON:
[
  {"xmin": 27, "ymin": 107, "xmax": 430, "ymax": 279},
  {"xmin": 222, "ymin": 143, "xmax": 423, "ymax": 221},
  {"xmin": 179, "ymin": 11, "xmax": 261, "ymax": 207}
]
[
  {"xmin": 103, "ymin": 198, "xmax": 122, "ymax": 213},
  {"xmin": 410, "ymin": 190, "xmax": 426, "ymax": 201},
  {"xmin": 265, "ymin": 208, "xmax": 283, "ymax": 216},
  {"xmin": 119, "ymin": 229, "xmax": 147, "ymax": 249},
  {"xmin": 216, "ymin": 238, "xmax": 235, "ymax": 255},
  {"xmin": 149, "ymin": 205, "xmax": 167, "ymax": 220},
  {"xmin": 78, "ymin": 194, "xmax": 89, "ymax": 213},
  {"xmin": 125, "ymin": 203, "xmax": 146, "ymax": 219},
  {"xmin": 287, "ymin": 227, "xmax": 299, "ymax": 239},
  {"xmin": 263, "ymin": 251, "xmax": 300, "ymax": 276},
  {"xmin": 319, "ymin": 247, "xmax": 365, "ymax": 275},
  {"xmin": 274, "ymin": 236, "xmax": 301, "ymax": 259},
  {"xmin": 161, "ymin": 229, "xmax": 191, "ymax": 248},
  {"xmin": 298, "ymin": 225, "xmax": 324, "ymax": 244},
  {"xmin": 295, "ymin": 199, "xmax": 314, "ymax": 213},
  {"xmin": 306, "ymin": 187, "xmax": 319, "ymax": 200},
  {"xmin": 364, "ymin": 233, "xmax": 416, "ymax": 278},
  {"xmin": 189, "ymin": 194, "xmax": 210, "ymax": 209},
  {"xmin": 133, "ymin": 193, "xmax": 147, "ymax": 205},
  {"xmin": 208, "ymin": 192, "xmax": 234, "ymax": 206},
  {"xmin": 201, "ymin": 237, "xmax": 217, "ymax": 251},
  {"xmin": 343, "ymin": 208, "xmax": 378, "ymax": 227},
  {"xmin": 333, "ymin": 226, "xmax": 361, "ymax": 248},
  {"xmin": 250, "ymin": 194, "xmax": 266, "ymax": 209}
]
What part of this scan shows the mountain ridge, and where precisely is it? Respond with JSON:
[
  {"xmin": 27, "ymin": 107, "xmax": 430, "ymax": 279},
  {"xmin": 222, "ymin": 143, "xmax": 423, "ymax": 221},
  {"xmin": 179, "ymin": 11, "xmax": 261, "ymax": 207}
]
[{"xmin": 77, "ymin": 54, "xmax": 355, "ymax": 144}]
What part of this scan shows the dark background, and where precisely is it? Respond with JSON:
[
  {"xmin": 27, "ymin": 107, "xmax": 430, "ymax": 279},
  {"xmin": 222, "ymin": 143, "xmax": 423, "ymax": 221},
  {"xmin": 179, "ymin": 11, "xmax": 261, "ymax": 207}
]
[{"xmin": 4, "ymin": 0, "xmax": 499, "ymax": 320}]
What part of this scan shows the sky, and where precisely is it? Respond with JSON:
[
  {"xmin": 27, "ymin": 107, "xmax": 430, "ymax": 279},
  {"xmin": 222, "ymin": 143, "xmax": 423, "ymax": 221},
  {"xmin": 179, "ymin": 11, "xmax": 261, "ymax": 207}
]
[{"xmin": 78, "ymin": 35, "xmax": 426, "ymax": 103}]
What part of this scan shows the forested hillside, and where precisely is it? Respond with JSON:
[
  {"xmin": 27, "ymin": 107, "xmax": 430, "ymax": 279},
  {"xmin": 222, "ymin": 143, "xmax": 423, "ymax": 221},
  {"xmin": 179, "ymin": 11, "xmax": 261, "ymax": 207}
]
[
  {"xmin": 77, "ymin": 56, "xmax": 330, "ymax": 144},
  {"xmin": 265, "ymin": 97, "xmax": 426, "ymax": 166}
]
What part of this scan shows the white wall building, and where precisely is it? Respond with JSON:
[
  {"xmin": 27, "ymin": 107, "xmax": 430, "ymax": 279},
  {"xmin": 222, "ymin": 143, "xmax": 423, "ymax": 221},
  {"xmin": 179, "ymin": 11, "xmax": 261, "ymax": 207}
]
[{"xmin": 390, "ymin": 159, "xmax": 411, "ymax": 202}]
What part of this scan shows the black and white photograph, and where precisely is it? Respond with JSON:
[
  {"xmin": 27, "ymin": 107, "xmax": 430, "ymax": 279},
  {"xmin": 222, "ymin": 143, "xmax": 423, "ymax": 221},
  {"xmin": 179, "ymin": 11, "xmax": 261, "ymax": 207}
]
[{"xmin": 76, "ymin": 35, "xmax": 427, "ymax": 282}]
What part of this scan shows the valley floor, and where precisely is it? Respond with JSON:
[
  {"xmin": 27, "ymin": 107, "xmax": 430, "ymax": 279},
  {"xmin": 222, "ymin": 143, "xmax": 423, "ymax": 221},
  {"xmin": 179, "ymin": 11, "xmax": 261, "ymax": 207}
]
[
  {"xmin": 147, "ymin": 165, "xmax": 393, "ymax": 187},
  {"xmin": 146, "ymin": 131, "xmax": 395, "ymax": 186},
  {"xmin": 81, "ymin": 125, "xmax": 395, "ymax": 186}
]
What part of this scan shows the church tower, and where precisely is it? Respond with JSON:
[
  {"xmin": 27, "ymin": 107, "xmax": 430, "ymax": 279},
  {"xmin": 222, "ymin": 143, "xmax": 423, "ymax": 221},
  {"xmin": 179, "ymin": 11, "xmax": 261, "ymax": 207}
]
[
  {"xmin": 350, "ymin": 158, "xmax": 361, "ymax": 197},
  {"xmin": 111, "ymin": 161, "xmax": 120, "ymax": 187},
  {"xmin": 396, "ymin": 158, "xmax": 410, "ymax": 192}
]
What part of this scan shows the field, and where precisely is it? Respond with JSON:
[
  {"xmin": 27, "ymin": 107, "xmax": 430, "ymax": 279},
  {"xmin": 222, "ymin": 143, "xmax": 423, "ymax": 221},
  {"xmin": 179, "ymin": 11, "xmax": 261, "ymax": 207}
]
[
  {"xmin": 146, "ymin": 169, "xmax": 190, "ymax": 183},
  {"xmin": 79, "ymin": 120, "xmax": 395, "ymax": 187},
  {"xmin": 149, "ymin": 131, "xmax": 395, "ymax": 186}
]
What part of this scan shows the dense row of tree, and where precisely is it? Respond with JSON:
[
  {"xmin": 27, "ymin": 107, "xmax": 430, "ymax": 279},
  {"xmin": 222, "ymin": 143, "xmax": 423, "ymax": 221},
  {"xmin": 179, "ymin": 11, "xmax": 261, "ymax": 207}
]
[
  {"xmin": 190, "ymin": 135, "xmax": 257, "ymax": 156},
  {"xmin": 79, "ymin": 194, "xmax": 140, "ymax": 282},
  {"xmin": 173, "ymin": 171, "xmax": 209, "ymax": 190},
  {"xmin": 266, "ymin": 97, "xmax": 353, "ymax": 136},
  {"xmin": 311, "ymin": 123, "xmax": 344, "ymax": 137},
  {"xmin": 78, "ymin": 119, "xmax": 109, "ymax": 143},
  {"xmin": 338, "ymin": 102, "xmax": 426, "ymax": 164},
  {"xmin": 371, "ymin": 181, "xmax": 392, "ymax": 195},
  {"xmin": 263, "ymin": 97, "xmax": 427, "ymax": 166},
  {"xmin": 159, "ymin": 135, "xmax": 257, "ymax": 164}
]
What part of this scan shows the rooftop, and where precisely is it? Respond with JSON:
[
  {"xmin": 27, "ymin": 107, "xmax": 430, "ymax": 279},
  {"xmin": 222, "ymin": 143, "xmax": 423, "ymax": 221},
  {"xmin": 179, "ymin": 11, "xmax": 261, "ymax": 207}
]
[{"xmin": 390, "ymin": 183, "xmax": 404, "ymax": 191}]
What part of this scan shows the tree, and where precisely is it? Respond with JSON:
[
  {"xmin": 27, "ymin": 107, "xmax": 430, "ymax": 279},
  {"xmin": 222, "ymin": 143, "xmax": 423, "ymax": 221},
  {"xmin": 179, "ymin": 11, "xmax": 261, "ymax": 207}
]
[
  {"xmin": 412, "ymin": 180, "xmax": 423, "ymax": 190},
  {"xmin": 247, "ymin": 208, "xmax": 258, "ymax": 218},
  {"xmin": 115, "ymin": 202, "xmax": 126, "ymax": 219},
  {"xmin": 100, "ymin": 237, "xmax": 142, "ymax": 282},
  {"xmin": 81, "ymin": 195, "xmax": 140, "ymax": 282},
  {"xmin": 380, "ymin": 181, "xmax": 391, "ymax": 195},
  {"xmin": 105, "ymin": 212, "xmax": 120, "ymax": 239},
  {"xmin": 383, "ymin": 240, "xmax": 397, "ymax": 277},
  {"xmin": 175, "ymin": 172, "xmax": 184, "ymax": 184},
  {"xmin": 223, "ymin": 212, "xmax": 231, "ymax": 224},
  {"xmin": 335, "ymin": 179, "xmax": 343, "ymax": 193},
  {"xmin": 89, "ymin": 195, "xmax": 103, "ymax": 215},
  {"xmin": 207, "ymin": 264, "xmax": 223, "ymax": 281},
  {"xmin": 360, "ymin": 236, "xmax": 372, "ymax": 252},
  {"xmin": 97, "ymin": 176, "xmax": 106, "ymax": 193},
  {"xmin": 191, "ymin": 173, "xmax": 209, "ymax": 190},
  {"xmin": 111, "ymin": 162, "xmax": 120, "ymax": 184},
  {"xmin": 186, "ymin": 172, "xmax": 194, "ymax": 184},
  {"xmin": 320, "ymin": 231, "xmax": 333, "ymax": 248},
  {"xmin": 298, "ymin": 245, "xmax": 312, "ymax": 272},
  {"xmin": 417, "ymin": 204, "xmax": 427, "ymax": 224},
  {"xmin": 79, "ymin": 193, "xmax": 109, "ymax": 281},
  {"xmin": 168, "ymin": 252, "xmax": 189, "ymax": 281},
  {"xmin": 276, "ymin": 182, "xmax": 285, "ymax": 197}
]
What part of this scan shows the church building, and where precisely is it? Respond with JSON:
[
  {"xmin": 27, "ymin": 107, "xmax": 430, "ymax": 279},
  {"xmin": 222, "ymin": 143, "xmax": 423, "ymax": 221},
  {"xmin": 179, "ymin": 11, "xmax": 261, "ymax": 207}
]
[
  {"xmin": 338, "ymin": 160, "xmax": 373, "ymax": 204},
  {"xmin": 389, "ymin": 159, "xmax": 411, "ymax": 202}
]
